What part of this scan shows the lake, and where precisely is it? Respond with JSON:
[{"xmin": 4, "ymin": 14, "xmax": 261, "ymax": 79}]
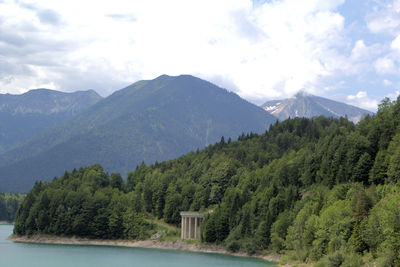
[{"xmin": 0, "ymin": 225, "xmax": 274, "ymax": 266}]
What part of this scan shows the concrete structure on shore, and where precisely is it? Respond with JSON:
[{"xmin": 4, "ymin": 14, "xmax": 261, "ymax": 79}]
[{"xmin": 180, "ymin": 212, "xmax": 205, "ymax": 240}]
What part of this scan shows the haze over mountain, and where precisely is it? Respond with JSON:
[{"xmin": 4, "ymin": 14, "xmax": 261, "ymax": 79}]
[
  {"xmin": 0, "ymin": 74, "xmax": 276, "ymax": 192},
  {"xmin": 0, "ymin": 89, "xmax": 102, "ymax": 153},
  {"xmin": 261, "ymin": 91, "xmax": 373, "ymax": 123}
]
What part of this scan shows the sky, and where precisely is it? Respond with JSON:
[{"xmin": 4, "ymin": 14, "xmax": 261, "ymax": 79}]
[{"xmin": 0, "ymin": 0, "xmax": 400, "ymax": 111}]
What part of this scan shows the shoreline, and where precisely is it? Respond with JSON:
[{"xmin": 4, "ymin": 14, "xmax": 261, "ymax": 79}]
[
  {"xmin": 0, "ymin": 221, "xmax": 13, "ymax": 225},
  {"xmin": 8, "ymin": 234, "xmax": 280, "ymax": 264}
]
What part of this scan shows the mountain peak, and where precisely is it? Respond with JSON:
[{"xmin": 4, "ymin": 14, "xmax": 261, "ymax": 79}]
[
  {"xmin": 294, "ymin": 90, "xmax": 310, "ymax": 98},
  {"xmin": 24, "ymin": 88, "xmax": 55, "ymax": 95},
  {"xmin": 155, "ymin": 74, "xmax": 198, "ymax": 81},
  {"xmin": 85, "ymin": 89, "xmax": 102, "ymax": 96},
  {"xmin": 0, "ymin": 88, "xmax": 102, "ymax": 114},
  {"xmin": 13, "ymin": 88, "xmax": 102, "ymax": 99},
  {"xmin": 262, "ymin": 93, "xmax": 373, "ymax": 123},
  {"xmin": 155, "ymin": 74, "xmax": 173, "ymax": 80},
  {"xmin": 0, "ymin": 88, "xmax": 102, "ymax": 154}
]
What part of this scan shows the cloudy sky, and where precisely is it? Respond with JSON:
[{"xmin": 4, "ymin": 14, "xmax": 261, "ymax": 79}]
[{"xmin": 1, "ymin": 0, "xmax": 400, "ymax": 111}]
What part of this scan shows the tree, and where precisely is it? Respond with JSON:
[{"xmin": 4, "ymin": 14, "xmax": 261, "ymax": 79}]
[
  {"xmin": 387, "ymin": 147, "xmax": 400, "ymax": 184},
  {"xmin": 369, "ymin": 150, "xmax": 388, "ymax": 184},
  {"xmin": 202, "ymin": 214, "xmax": 217, "ymax": 242},
  {"xmin": 122, "ymin": 208, "xmax": 151, "ymax": 240},
  {"xmin": 0, "ymin": 194, "xmax": 7, "ymax": 221},
  {"xmin": 163, "ymin": 185, "xmax": 182, "ymax": 224},
  {"xmin": 352, "ymin": 153, "xmax": 373, "ymax": 184},
  {"xmin": 110, "ymin": 173, "xmax": 123, "ymax": 191}
]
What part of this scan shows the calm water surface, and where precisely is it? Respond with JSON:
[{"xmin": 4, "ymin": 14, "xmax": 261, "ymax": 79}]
[{"xmin": 0, "ymin": 225, "xmax": 274, "ymax": 267}]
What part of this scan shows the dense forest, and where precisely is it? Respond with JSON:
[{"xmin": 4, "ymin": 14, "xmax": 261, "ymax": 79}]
[
  {"xmin": 14, "ymin": 96, "xmax": 400, "ymax": 266},
  {"xmin": 0, "ymin": 193, "xmax": 25, "ymax": 222}
]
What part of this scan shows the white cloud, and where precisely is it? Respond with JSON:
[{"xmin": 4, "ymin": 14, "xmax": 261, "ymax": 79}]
[
  {"xmin": 375, "ymin": 57, "xmax": 396, "ymax": 74},
  {"xmin": 335, "ymin": 40, "xmax": 384, "ymax": 76},
  {"xmin": 0, "ymin": 0, "xmax": 352, "ymax": 101},
  {"xmin": 384, "ymin": 79, "xmax": 393, "ymax": 86},
  {"xmin": 347, "ymin": 91, "xmax": 379, "ymax": 110},
  {"xmin": 391, "ymin": 34, "xmax": 400, "ymax": 50},
  {"xmin": 366, "ymin": 1, "xmax": 400, "ymax": 77},
  {"xmin": 367, "ymin": 0, "xmax": 400, "ymax": 35},
  {"xmin": 347, "ymin": 91, "xmax": 367, "ymax": 100},
  {"xmin": 351, "ymin": 40, "xmax": 369, "ymax": 60}
]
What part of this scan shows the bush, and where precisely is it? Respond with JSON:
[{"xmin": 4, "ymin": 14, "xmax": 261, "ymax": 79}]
[
  {"xmin": 314, "ymin": 251, "xmax": 344, "ymax": 267},
  {"xmin": 165, "ymin": 229, "xmax": 179, "ymax": 237},
  {"xmin": 243, "ymin": 239, "xmax": 257, "ymax": 255},
  {"xmin": 279, "ymin": 252, "xmax": 299, "ymax": 265},
  {"xmin": 294, "ymin": 249, "xmax": 309, "ymax": 263},
  {"xmin": 342, "ymin": 253, "xmax": 364, "ymax": 267},
  {"xmin": 376, "ymin": 249, "xmax": 396, "ymax": 267},
  {"xmin": 314, "ymin": 258, "xmax": 328, "ymax": 267},
  {"xmin": 327, "ymin": 251, "xmax": 344, "ymax": 267},
  {"xmin": 226, "ymin": 240, "xmax": 241, "ymax": 253}
]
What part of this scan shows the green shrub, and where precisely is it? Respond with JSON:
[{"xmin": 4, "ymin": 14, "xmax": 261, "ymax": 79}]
[
  {"xmin": 327, "ymin": 251, "xmax": 344, "ymax": 267},
  {"xmin": 243, "ymin": 239, "xmax": 257, "ymax": 255},
  {"xmin": 342, "ymin": 253, "xmax": 364, "ymax": 267},
  {"xmin": 314, "ymin": 251, "xmax": 344, "ymax": 267},
  {"xmin": 165, "ymin": 229, "xmax": 179, "ymax": 237},
  {"xmin": 279, "ymin": 251, "xmax": 303, "ymax": 265},
  {"xmin": 376, "ymin": 249, "xmax": 396, "ymax": 267},
  {"xmin": 314, "ymin": 258, "xmax": 328, "ymax": 267},
  {"xmin": 226, "ymin": 240, "xmax": 241, "ymax": 253}
]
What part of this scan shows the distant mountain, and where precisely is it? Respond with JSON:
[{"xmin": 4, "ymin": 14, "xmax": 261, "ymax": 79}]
[
  {"xmin": 0, "ymin": 75, "xmax": 276, "ymax": 192},
  {"xmin": 0, "ymin": 89, "xmax": 102, "ymax": 153},
  {"xmin": 261, "ymin": 91, "xmax": 373, "ymax": 123}
]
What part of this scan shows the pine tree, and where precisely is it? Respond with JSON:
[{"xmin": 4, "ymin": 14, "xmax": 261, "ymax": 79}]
[{"xmin": 352, "ymin": 153, "xmax": 373, "ymax": 184}]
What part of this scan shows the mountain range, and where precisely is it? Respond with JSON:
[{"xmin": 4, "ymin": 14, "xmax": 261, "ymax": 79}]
[
  {"xmin": 261, "ymin": 91, "xmax": 373, "ymax": 123},
  {"xmin": 0, "ymin": 89, "xmax": 102, "ymax": 153},
  {"xmin": 0, "ymin": 77, "xmax": 378, "ymax": 193},
  {"xmin": 0, "ymin": 75, "xmax": 275, "ymax": 192}
]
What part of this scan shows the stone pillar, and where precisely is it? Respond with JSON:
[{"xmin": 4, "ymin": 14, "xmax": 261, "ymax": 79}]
[
  {"xmin": 186, "ymin": 217, "xmax": 189, "ymax": 239},
  {"xmin": 181, "ymin": 216, "xmax": 184, "ymax": 239},
  {"xmin": 184, "ymin": 217, "xmax": 188, "ymax": 239},
  {"xmin": 194, "ymin": 217, "xmax": 198, "ymax": 239},
  {"xmin": 198, "ymin": 218, "xmax": 202, "ymax": 239},
  {"xmin": 183, "ymin": 217, "xmax": 185, "ymax": 239},
  {"xmin": 189, "ymin": 217, "xmax": 192, "ymax": 239}
]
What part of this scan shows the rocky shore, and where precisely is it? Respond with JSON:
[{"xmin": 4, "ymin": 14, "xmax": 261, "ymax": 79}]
[{"xmin": 8, "ymin": 235, "xmax": 280, "ymax": 264}]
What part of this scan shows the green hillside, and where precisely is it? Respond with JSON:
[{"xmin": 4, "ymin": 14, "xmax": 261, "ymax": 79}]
[
  {"xmin": 0, "ymin": 89, "xmax": 102, "ymax": 153},
  {"xmin": 0, "ymin": 75, "xmax": 275, "ymax": 192},
  {"xmin": 14, "ymin": 96, "xmax": 400, "ymax": 266}
]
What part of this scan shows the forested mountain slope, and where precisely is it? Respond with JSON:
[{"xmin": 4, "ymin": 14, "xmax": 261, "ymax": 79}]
[
  {"xmin": 0, "ymin": 75, "xmax": 275, "ymax": 192},
  {"xmin": 0, "ymin": 89, "xmax": 101, "ymax": 153},
  {"xmin": 14, "ymin": 96, "xmax": 400, "ymax": 266}
]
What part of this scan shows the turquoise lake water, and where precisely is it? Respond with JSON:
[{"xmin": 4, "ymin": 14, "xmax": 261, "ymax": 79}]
[{"xmin": 0, "ymin": 225, "xmax": 274, "ymax": 267}]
